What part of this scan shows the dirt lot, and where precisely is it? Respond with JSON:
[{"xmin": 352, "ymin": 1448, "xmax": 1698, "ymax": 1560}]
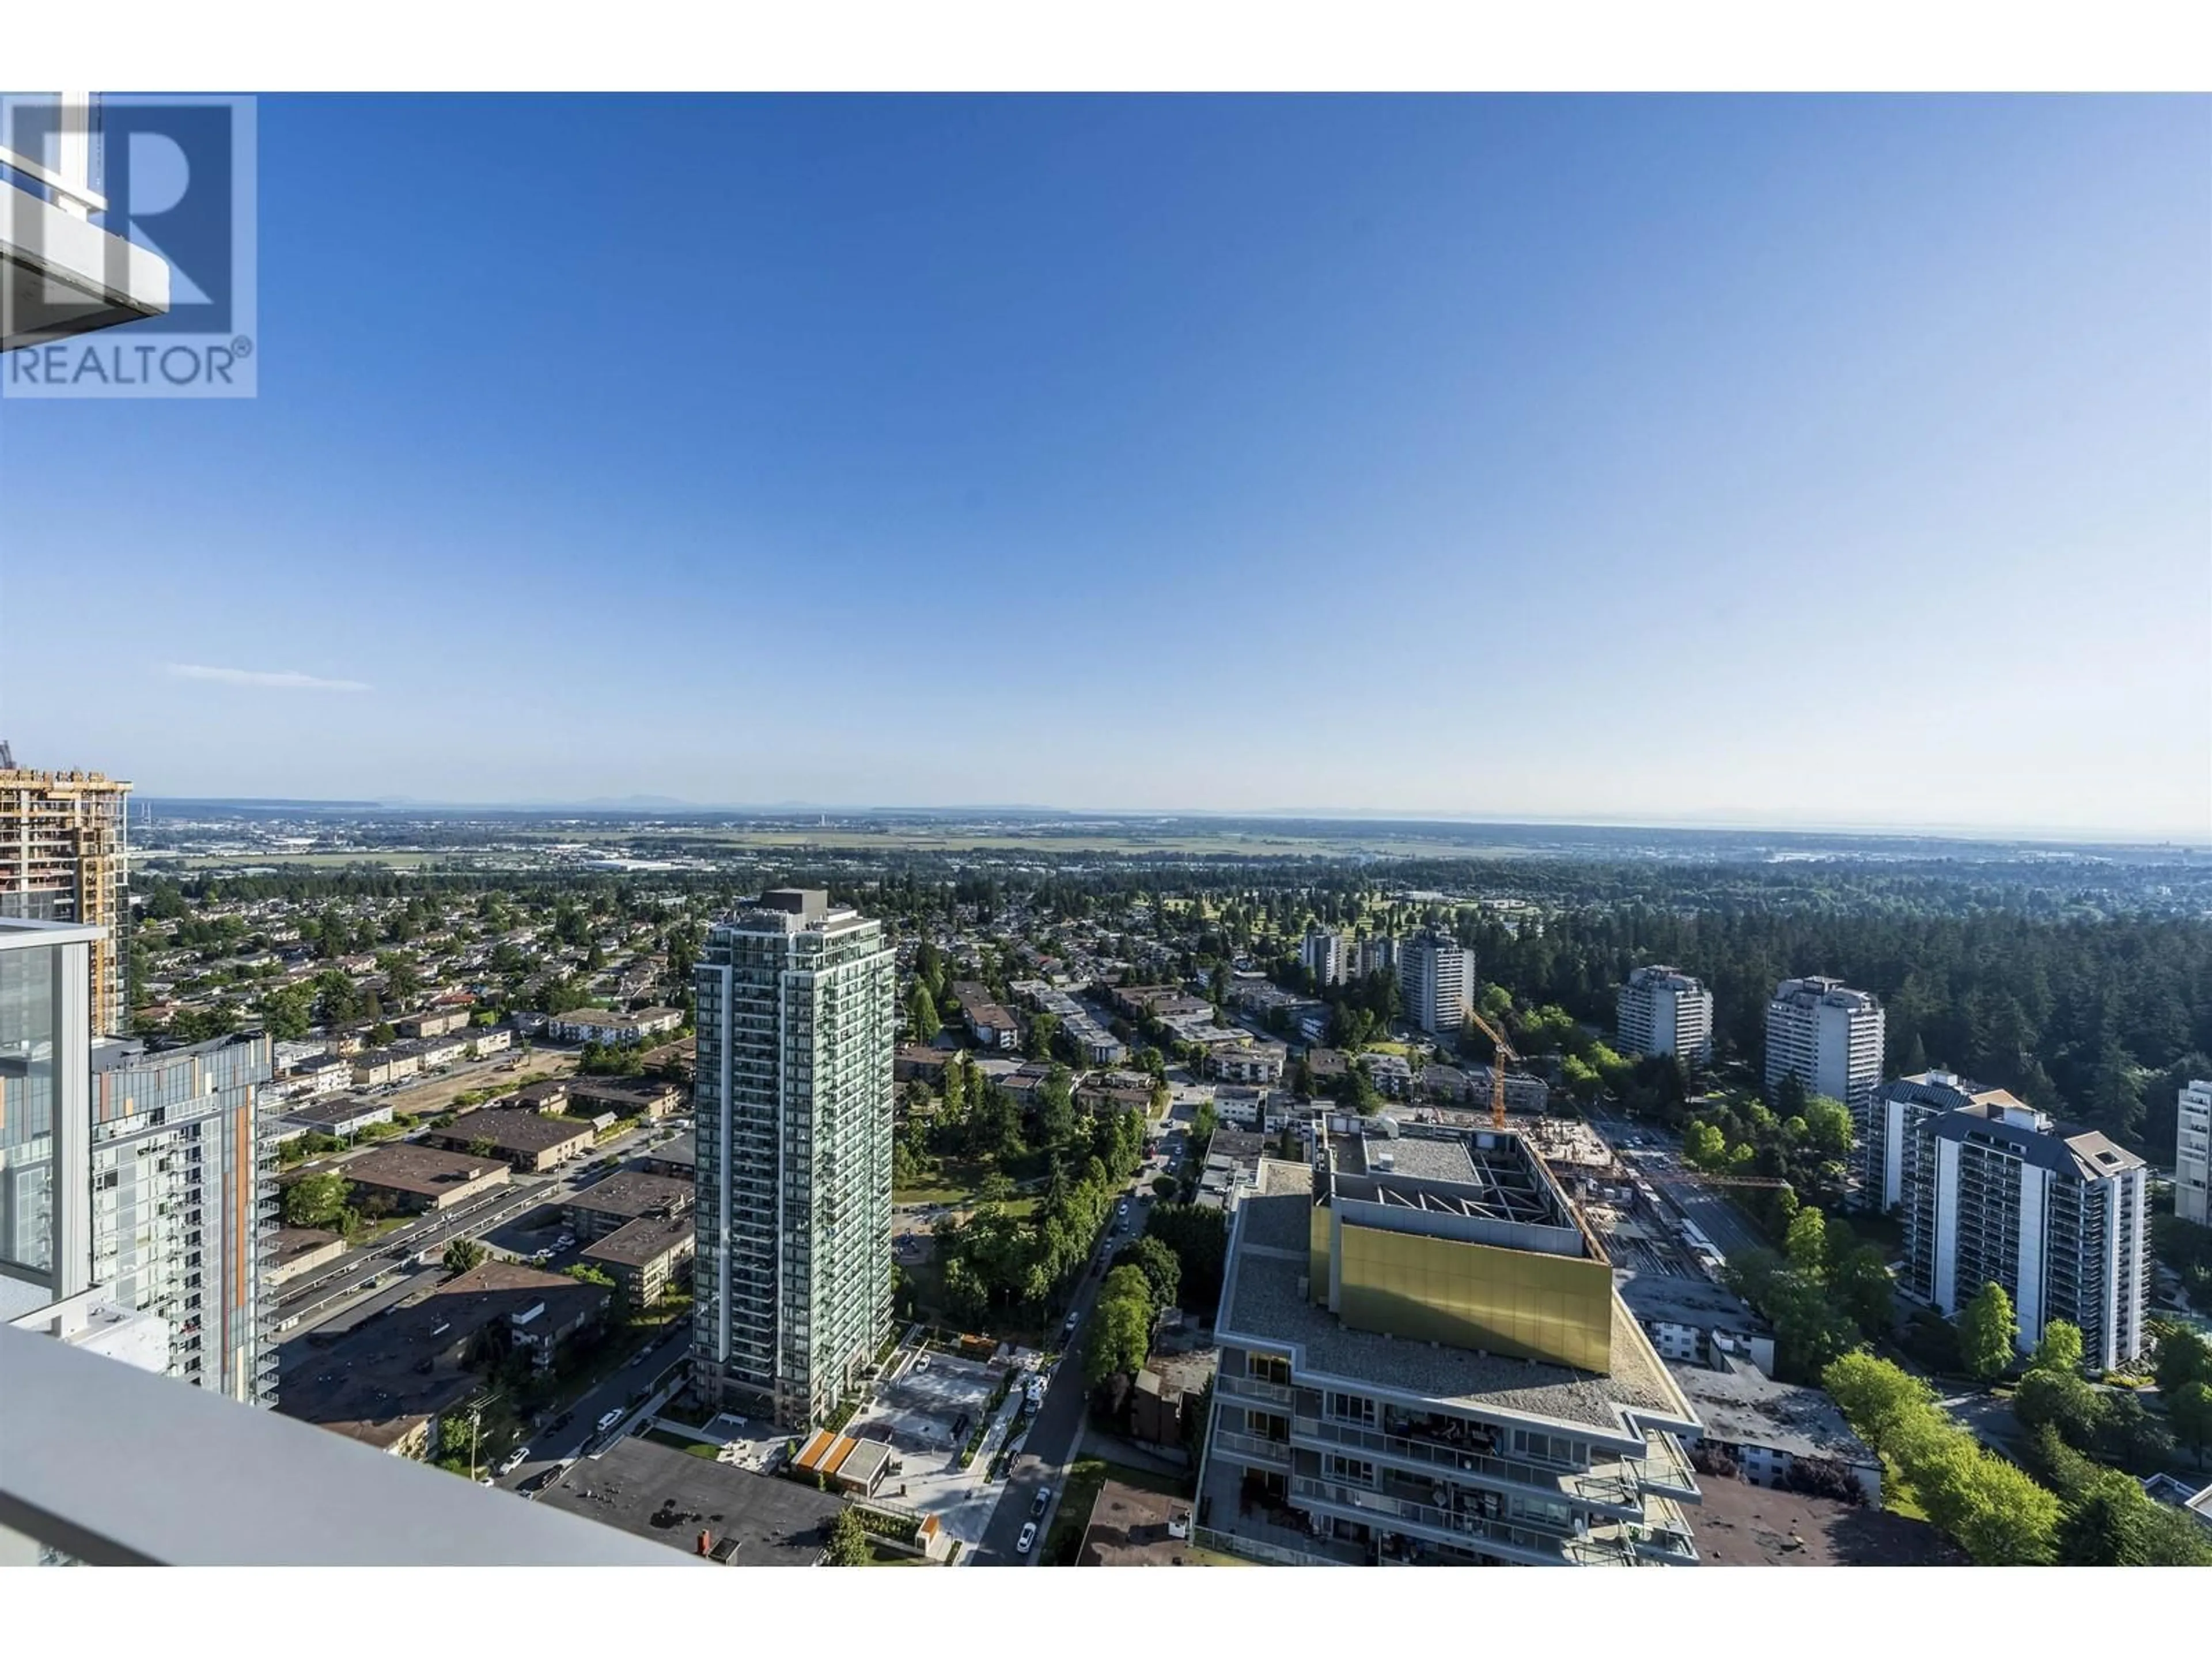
[{"xmin": 1692, "ymin": 1474, "xmax": 1966, "ymax": 1566}]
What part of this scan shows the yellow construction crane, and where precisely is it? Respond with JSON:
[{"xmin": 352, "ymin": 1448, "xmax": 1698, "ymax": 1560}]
[{"xmin": 1465, "ymin": 1008, "xmax": 1517, "ymax": 1131}]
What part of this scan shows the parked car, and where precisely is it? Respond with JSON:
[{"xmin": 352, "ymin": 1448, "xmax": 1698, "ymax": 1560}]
[
  {"xmin": 497, "ymin": 1446, "xmax": 529, "ymax": 1476},
  {"xmin": 1031, "ymin": 1487, "xmax": 1050, "ymax": 1518},
  {"xmin": 597, "ymin": 1408, "xmax": 623, "ymax": 1433},
  {"xmin": 1017, "ymin": 1522, "xmax": 1037, "ymax": 1555},
  {"xmin": 914, "ymin": 1352, "xmax": 931, "ymax": 1372},
  {"xmin": 1063, "ymin": 1310, "xmax": 1080, "ymax": 1336}
]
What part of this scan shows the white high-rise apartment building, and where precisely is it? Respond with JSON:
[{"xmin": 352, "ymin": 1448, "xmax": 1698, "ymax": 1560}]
[
  {"xmin": 1301, "ymin": 927, "xmax": 1347, "ymax": 987},
  {"xmin": 1887, "ymin": 1077, "xmax": 2151, "ymax": 1371},
  {"xmin": 692, "ymin": 889, "xmax": 896, "ymax": 1429},
  {"xmin": 2178, "ymin": 1080, "xmax": 2211, "ymax": 1228},
  {"xmin": 1616, "ymin": 966, "xmax": 1714, "ymax": 1065},
  {"xmin": 1398, "ymin": 930, "xmax": 1474, "ymax": 1037},
  {"xmin": 1764, "ymin": 977, "xmax": 1885, "ymax": 1197}
]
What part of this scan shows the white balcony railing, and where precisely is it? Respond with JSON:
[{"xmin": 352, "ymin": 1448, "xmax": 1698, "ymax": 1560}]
[
  {"xmin": 0, "ymin": 93, "xmax": 103, "ymax": 217},
  {"xmin": 0, "ymin": 1324, "xmax": 694, "ymax": 1566},
  {"xmin": 1, "ymin": 90, "xmax": 170, "ymax": 350}
]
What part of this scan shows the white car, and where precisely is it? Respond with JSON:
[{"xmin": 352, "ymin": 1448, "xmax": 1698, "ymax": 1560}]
[
  {"xmin": 497, "ymin": 1447, "xmax": 529, "ymax": 1476},
  {"xmin": 1017, "ymin": 1522, "xmax": 1038, "ymax": 1555},
  {"xmin": 1116, "ymin": 1200, "xmax": 1129, "ymax": 1217},
  {"xmin": 596, "ymin": 1409, "xmax": 623, "ymax": 1433},
  {"xmin": 914, "ymin": 1353, "xmax": 931, "ymax": 1372}
]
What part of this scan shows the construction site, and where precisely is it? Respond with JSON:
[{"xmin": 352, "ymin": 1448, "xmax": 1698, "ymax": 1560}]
[{"xmin": 0, "ymin": 742, "xmax": 133, "ymax": 1035}]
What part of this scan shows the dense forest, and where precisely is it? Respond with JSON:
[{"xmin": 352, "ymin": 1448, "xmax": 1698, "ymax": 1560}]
[{"xmin": 1461, "ymin": 904, "xmax": 2212, "ymax": 1159}]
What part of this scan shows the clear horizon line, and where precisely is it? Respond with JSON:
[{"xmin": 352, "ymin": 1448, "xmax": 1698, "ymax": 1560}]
[{"xmin": 128, "ymin": 794, "xmax": 2212, "ymax": 849}]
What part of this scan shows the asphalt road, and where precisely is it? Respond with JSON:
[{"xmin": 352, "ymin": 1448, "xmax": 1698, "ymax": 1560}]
[
  {"xmin": 1587, "ymin": 1107, "xmax": 1768, "ymax": 1263},
  {"xmin": 497, "ymin": 1319, "xmax": 695, "ymax": 1495},
  {"xmin": 971, "ymin": 1177, "xmax": 1164, "ymax": 1566},
  {"xmin": 277, "ymin": 1118, "xmax": 681, "ymax": 1329}
]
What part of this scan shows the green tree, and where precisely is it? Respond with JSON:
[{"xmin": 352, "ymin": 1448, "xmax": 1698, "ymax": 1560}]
[
  {"xmin": 1823, "ymin": 1351, "xmax": 1933, "ymax": 1454},
  {"xmin": 1683, "ymin": 1119, "xmax": 1726, "ymax": 1169},
  {"xmin": 1111, "ymin": 1234, "xmax": 1183, "ymax": 1312},
  {"xmin": 907, "ymin": 982, "xmax": 941, "ymax": 1042},
  {"xmin": 1830, "ymin": 1245, "xmax": 1895, "ymax": 1336},
  {"xmin": 1949, "ymin": 1457, "xmax": 2061, "ymax": 1565},
  {"xmin": 1085, "ymin": 1290, "xmax": 1152, "ymax": 1389},
  {"xmin": 2029, "ymin": 1319, "xmax": 2083, "ymax": 1376},
  {"xmin": 565, "ymin": 1263, "xmax": 614, "ymax": 1289},
  {"xmin": 2010, "ymin": 1368, "xmax": 2104, "ymax": 1449},
  {"xmin": 442, "ymin": 1238, "xmax": 488, "ymax": 1277},
  {"xmin": 823, "ymin": 1507, "xmax": 872, "ymax": 1566},
  {"xmin": 282, "ymin": 1171, "xmax": 351, "ymax": 1230},
  {"xmin": 2169, "ymin": 1379, "xmax": 2212, "ymax": 1468},
  {"xmin": 1784, "ymin": 1207, "xmax": 1828, "ymax": 1277},
  {"xmin": 2155, "ymin": 1327, "xmax": 2212, "ymax": 1395},
  {"xmin": 1957, "ymin": 1281, "xmax": 2017, "ymax": 1381},
  {"xmin": 1025, "ymin": 1011, "xmax": 1060, "ymax": 1061},
  {"xmin": 1801, "ymin": 1095, "xmax": 1854, "ymax": 1160}
]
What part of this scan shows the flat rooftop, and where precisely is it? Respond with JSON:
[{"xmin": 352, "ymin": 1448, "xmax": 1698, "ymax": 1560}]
[
  {"xmin": 568, "ymin": 1170, "xmax": 693, "ymax": 1221},
  {"xmin": 285, "ymin": 1095, "xmax": 391, "ymax": 1127},
  {"xmin": 1671, "ymin": 1355, "xmax": 1869, "ymax": 1465},
  {"xmin": 340, "ymin": 1142, "xmax": 507, "ymax": 1198},
  {"xmin": 539, "ymin": 1435, "xmax": 845, "ymax": 1565},
  {"xmin": 1615, "ymin": 1267, "xmax": 1771, "ymax": 1334},
  {"xmin": 426, "ymin": 1109, "xmax": 593, "ymax": 1154},
  {"xmin": 1222, "ymin": 1159, "xmax": 1695, "ymax": 1437},
  {"xmin": 582, "ymin": 1213, "xmax": 695, "ymax": 1268},
  {"xmin": 279, "ymin": 1262, "xmax": 604, "ymax": 1451}
]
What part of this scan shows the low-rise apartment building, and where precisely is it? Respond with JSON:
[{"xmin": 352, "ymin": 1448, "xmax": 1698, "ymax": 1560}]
[
  {"xmin": 567, "ymin": 1076, "xmax": 684, "ymax": 1121},
  {"xmin": 580, "ymin": 1214, "xmax": 696, "ymax": 1308},
  {"xmin": 1210, "ymin": 1040, "xmax": 1289, "ymax": 1086},
  {"xmin": 351, "ymin": 1047, "xmax": 423, "ymax": 1089},
  {"xmin": 283, "ymin": 1095, "xmax": 396, "ymax": 1139},
  {"xmin": 950, "ymin": 981, "xmax": 1019, "ymax": 1050},
  {"xmin": 565, "ymin": 1170, "xmax": 694, "ymax": 1242},
  {"xmin": 422, "ymin": 1110, "xmax": 594, "ymax": 1173},
  {"xmin": 468, "ymin": 1025, "xmax": 513, "ymax": 1058},
  {"xmin": 395, "ymin": 1009, "xmax": 472, "ymax": 1039},
  {"xmin": 338, "ymin": 1144, "xmax": 511, "ymax": 1214},
  {"xmin": 544, "ymin": 1006, "xmax": 684, "ymax": 1047},
  {"xmin": 1197, "ymin": 1120, "xmax": 1703, "ymax": 1566}
]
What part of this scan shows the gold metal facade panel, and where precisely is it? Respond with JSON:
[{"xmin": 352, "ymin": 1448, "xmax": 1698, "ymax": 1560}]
[
  {"xmin": 1336, "ymin": 1222, "xmax": 1611, "ymax": 1372},
  {"xmin": 1309, "ymin": 1200, "xmax": 1332, "ymax": 1304}
]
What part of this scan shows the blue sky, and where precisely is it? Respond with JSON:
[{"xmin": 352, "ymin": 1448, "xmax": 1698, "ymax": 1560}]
[{"xmin": 2, "ymin": 94, "xmax": 2206, "ymax": 836}]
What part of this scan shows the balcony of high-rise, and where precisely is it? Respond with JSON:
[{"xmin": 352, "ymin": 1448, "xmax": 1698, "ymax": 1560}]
[{"xmin": 1, "ymin": 94, "xmax": 169, "ymax": 350}]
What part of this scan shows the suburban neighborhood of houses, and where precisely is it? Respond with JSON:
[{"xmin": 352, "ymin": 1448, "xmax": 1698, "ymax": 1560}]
[{"xmin": 6, "ymin": 767, "xmax": 2212, "ymax": 1572}]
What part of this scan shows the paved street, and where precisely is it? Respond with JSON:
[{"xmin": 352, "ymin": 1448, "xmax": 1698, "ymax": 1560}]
[
  {"xmin": 970, "ymin": 1183, "xmax": 1161, "ymax": 1565},
  {"xmin": 499, "ymin": 1320, "xmax": 695, "ymax": 1495},
  {"xmin": 1586, "ymin": 1107, "xmax": 1768, "ymax": 1264}
]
